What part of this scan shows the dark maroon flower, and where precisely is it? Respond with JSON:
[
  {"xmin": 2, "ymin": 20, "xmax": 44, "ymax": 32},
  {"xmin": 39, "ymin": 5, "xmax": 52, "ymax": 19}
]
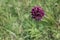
[{"xmin": 31, "ymin": 6, "xmax": 44, "ymax": 20}]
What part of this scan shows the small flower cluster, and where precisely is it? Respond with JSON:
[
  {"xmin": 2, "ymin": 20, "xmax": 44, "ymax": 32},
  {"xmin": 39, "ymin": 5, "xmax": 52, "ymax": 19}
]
[{"xmin": 31, "ymin": 6, "xmax": 44, "ymax": 20}]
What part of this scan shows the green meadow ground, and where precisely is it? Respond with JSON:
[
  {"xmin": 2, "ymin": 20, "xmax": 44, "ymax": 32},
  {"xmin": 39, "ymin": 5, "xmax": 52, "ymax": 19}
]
[{"xmin": 0, "ymin": 0, "xmax": 60, "ymax": 40}]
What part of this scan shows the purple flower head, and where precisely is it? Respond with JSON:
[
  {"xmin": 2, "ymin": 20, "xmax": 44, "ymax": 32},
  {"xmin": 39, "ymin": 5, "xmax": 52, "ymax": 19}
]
[{"xmin": 31, "ymin": 6, "xmax": 44, "ymax": 20}]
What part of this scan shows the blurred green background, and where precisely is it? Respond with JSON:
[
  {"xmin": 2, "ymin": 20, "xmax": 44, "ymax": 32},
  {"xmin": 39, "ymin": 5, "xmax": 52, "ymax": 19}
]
[{"xmin": 0, "ymin": 0, "xmax": 60, "ymax": 40}]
